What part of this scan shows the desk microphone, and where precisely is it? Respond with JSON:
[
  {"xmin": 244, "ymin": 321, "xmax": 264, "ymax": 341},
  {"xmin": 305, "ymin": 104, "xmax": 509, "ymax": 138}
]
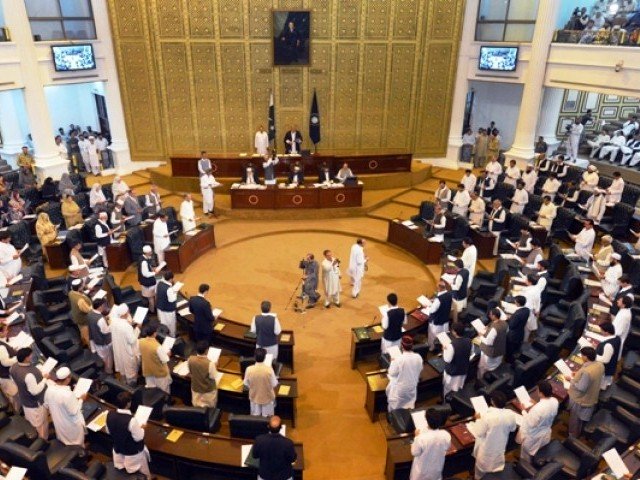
[{"xmin": 367, "ymin": 314, "xmax": 378, "ymax": 327}]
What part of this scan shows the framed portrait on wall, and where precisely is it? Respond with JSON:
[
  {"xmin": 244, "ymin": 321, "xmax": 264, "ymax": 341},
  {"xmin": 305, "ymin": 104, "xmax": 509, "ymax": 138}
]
[
  {"xmin": 581, "ymin": 92, "xmax": 599, "ymax": 112},
  {"xmin": 621, "ymin": 106, "xmax": 639, "ymax": 118},
  {"xmin": 273, "ymin": 11, "xmax": 310, "ymax": 66},
  {"xmin": 623, "ymin": 96, "xmax": 640, "ymax": 103},
  {"xmin": 603, "ymin": 94, "xmax": 620, "ymax": 103},
  {"xmin": 601, "ymin": 106, "xmax": 619, "ymax": 118},
  {"xmin": 562, "ymin": 90, "xmax": 579, "ymax": 113}
]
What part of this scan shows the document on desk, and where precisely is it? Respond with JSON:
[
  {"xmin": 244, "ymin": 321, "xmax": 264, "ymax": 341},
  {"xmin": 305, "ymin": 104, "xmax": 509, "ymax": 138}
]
[
  {"xmin": 577, "ymin": 337, "xmax": 592, "ymax": 349},
  {"xmin": 499, "ymin": 253, "xmax": 519, "ymax": 260},
  {"xmin": 470, "ymin": 395, "xmax": 489, "ymax": 415},
  {"xmin": 207, "ymin": 347, "xmax": 222, "ymax": 363},
  {"xmin": 86, "ymin": 276, "xmax": 101, "ymax": 290},
  {"xmin": 176, "ymin": 298, "xmax": 188, "ymax": 309},
  {"xmin": 5, "ymin": 312, "xmax": 21, "ymax": 326},
  {"xmin": 5, "ymin": 466, "xmax": 28, "ymax": 480},
  {"xmin": 514, "ymin": 386, "xmax": 532, "ymax": 409},
  {"xmin": 7, "ymin": 331, "xmax": 33, "ymax": 350},
  {"xmin": 241, "ymin": 445, "xmax": 254, "ymax": 467},
  {"xmin": 471, "ymin": 319, "xmax": 487, "ymax": 336},
  {"xmin": 178, "ymin": 307, "xmax": 191, "ymax": 317},
  {"xmin": 602, "ymin": 448, "xmax": 630, "ymax": 479},
  {"xmin": 73, "ymin": 378, "xmax": 92, "ymax": 398},
  {"xmin": 92, "ymin": 289, "xmax": 107, "ymax": 301},
  {"xmin": 87, "ymin": 411, "xmax": 108, "ymax": 432},
  {"xmin": 501, "ymin": 301, "xmax": 517, "ymax": 315},
  {"xmin": 411, "ymin": 411, "xmax": 428, "ymax": 431},
  {"xmin": 134, "ymin": 406, "xmax": 153, "ymax": 426},
  {"xmin": 132, "ymin": 307, "xmax": 149, "ymax": 325},
  {"xmin": 592, "ymin": 303, "xmax": 610, "ymax": 314},
  {"xmin": 386, "ymin": 346, "xmax": 402, "ymax": 361},
  {"xmin": 583, "ymin": 278, "xmax": 602, "ymax": 288},
  {"xmin": 172, "ymin": 281, "xmax": 184, "ymax": 293}
]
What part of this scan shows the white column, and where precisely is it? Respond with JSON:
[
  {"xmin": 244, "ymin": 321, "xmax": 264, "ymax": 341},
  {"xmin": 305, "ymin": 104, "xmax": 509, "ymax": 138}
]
[
  {"xmin": 91, "ymin": 0, "xmax": 132, "ymax": 175},
  {"xmin": 5, "ymin": 1, "xmax": 68, "ymax": 181},
  {"xmin": 535, "ymin": 86, "xmax": 564, "ymax": 153},
  {"xmin": 0, "ymin": 90, "xmax": 26, "ymax": 167},
  {"xmin": 446, "ymin": 0, "xmax": 480, "ymax": 166},
  {"xmin": 505, "ymin": 0, "xmax": 562, "ymax": 167}
]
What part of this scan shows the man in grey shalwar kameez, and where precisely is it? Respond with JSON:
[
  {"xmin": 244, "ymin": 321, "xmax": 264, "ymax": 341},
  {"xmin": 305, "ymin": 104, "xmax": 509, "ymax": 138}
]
[{"xmin": 297, "ymin": 253, "xmax": 320, "ymax": 310}]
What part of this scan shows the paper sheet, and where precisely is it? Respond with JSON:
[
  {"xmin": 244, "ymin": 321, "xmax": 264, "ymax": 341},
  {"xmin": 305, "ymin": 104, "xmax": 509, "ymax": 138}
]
[
  {"xmin": 470, "ymin": 395, "xmax": 489, "ymax": 414},
  {"xmin": 214, "ymin": 371, "xmax": 224, "ymax": 384},
  {"xmin": 264, "ymin": 353, "xmax": 274, "ymax": 367},
  {"xmin": 7, "ymin": 331, "xmax": 33, "ymax": 349},
  {"xmin": 387, "ymin": 346, "xmax": 401, "ymax": 360},
  {"xmin": 178, "ymin": 307, "xmax": 191, "ymax": 317},
  {"xmin": 41, "ymin": 357, "xmax": 58, "ymax": 375},
  {"xmin": 5, "ymin": 312, "xmax": 21, "ymax": 325},
  {"xmin": 584, "ymin": 279, "xmax": 602, "ymax": 288},
  {"xmin": 471, "ymin": 319, "xmax": 487, "ymax": 335},
  {"xmin": 86, "ymin": 277, "xmax": 100, "ymax": 290},
  {"xmin": 602, "ymin": 448, "xmax": 630, "ymax": 479},
  {"xmin": 411, "ymin": 411, "xmax": 428, "ymax": 431},
  {"xmin": 87, "ymin": 411, "xmax": 108, "ymax": 432},
  {"xmin": 172, "ymin": 281, "xmax": 184, "ymax": 293},
  {"xmin": 207, "ymin": 347, "xmax": 222, "ymax": 363},
  {"xmin": 501, "ymin": 301, "xmax": 517, "ymax": 314},
  {"xmin": 378, "ymin": 304, "xmax": 389, "ymax": 316},
  {"xmin": 89, "ymin": 253, "xmax": 99, "ymax": 264},
  {"xmin": 212, "ymin": 308, "xmax": 223, "ymax": 318},
  {"xmin": 7, "ymin": 274, "xmax": 23, "ymax": 286},
  {"xmin": 73, "ymin": 378, "xmax": 92, "ymax": 398},
  {"xmin": 157, "ymin": 261, "xmax": 167, "ymax": 271},
  {"xmin": 577, "ymin": 337, "xmax": 592, "ymax": 349},
  {"xmin": 162, "ymin": 336, "xmax": 176, "ymax": 352},
  {"xmin": 173, "ymin": 361, "xmax": 189, "ymax": 376},
  {"xmin": 514, "ymin": 386, "xmax": 532, "ymax": 409},
  {"xmin": 554, "ymin": 359, "xmax": 573, "ymax": 377},
  {"xmin": 500, "ymin": 253, "xmax": 519, "ymax": 260},
  {"xmin": 134, "ymin": 405, "xmax": 153, "ymax": 426},
  {"xmin": 132, "ymin": 307, "xmax": 148, "ymax": 325},
  {"xmin": 5, "ymin": 466, "xmax": 27, "ymax": 480},
  {"xmin": 437, "ymin": 332, "xmax": 451, "ymax": 346},
  {"xmin": 593, "ymin": 303, "xmax": 610, "ymax": 314},
  {"xmin": 241, "ymin": 444, "xmax": 253, "ymax": 467},
  {"xmin": 92, "ymin": 289, "xmax": 107, "ymax": 301},
  {"xmin": 417, "ymin": 295, "xmax": 430, "ymax": 307},
  {"xmin": 18, "ymin": 244, "xmax": 29, "ymax": 255}
]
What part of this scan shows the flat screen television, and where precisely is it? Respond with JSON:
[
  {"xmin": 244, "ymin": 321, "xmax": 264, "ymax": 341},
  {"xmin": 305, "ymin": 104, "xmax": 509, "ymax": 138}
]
[
  {"xmin": 478, "ymin": 46, "xmax": 519, "ymax": 72},
  {"xmin": 51, "ymin": 44, "xmax": 96, "ymax": 72}
]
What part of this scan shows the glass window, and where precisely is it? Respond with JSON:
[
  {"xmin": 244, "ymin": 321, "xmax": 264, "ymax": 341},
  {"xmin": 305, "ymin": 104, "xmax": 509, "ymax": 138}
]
[
  {"xmin": 476, "ymin": 0, "xmax": 540, "ymax": 42},
  {"xmin": 25, "ymin": 0, "xmax": 95, "ymax": 41}
]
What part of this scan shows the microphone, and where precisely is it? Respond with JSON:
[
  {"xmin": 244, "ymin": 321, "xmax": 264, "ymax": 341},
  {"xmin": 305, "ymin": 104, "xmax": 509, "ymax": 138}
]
[{"xmin": 367, "ymin": 314, "xmax": 378, "ymax": 327}]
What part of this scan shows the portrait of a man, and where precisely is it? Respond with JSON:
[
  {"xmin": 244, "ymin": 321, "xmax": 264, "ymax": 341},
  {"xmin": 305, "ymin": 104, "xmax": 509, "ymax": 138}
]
[{"xmin": 273, "ymin": 11, "xmax": 310, "ymax": 66}]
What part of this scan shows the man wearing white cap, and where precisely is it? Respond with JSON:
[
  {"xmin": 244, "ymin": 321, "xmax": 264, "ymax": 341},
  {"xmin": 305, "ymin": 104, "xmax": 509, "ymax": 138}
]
[
  {"xmin": 599, "ymin": 253, "xmax": 623, "ymax": 300},
  {"xmin": 110, "ymin": 304, "xmax": 141, "ymax": 387},
  {"xmin": 44, "ymin": 367, "xmax": 86, "ymax": 446},
  {"xmin": 138, "ymin": 246, "xmax": 161, "ymax": 313},
  {"xmin": 386, "ymin": 336, "xmax": 423, "ymax": 411},
  {"xmin": 87, "ymin": 136, "xmax": 101, "ymax": 175},
  {"xmin": 580, "ymin": 165, "xmax": 599, "ymax": 192}
]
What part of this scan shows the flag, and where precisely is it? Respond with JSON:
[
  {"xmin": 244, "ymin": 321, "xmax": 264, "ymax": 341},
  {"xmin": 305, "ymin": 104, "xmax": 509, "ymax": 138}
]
[
  {"xmin": 268, "ymin": 91, "xmax": 276, "ymax": 143},
  {"xmin": 309, "ymin": 90, "xmax": 320, "ymax": 145}
]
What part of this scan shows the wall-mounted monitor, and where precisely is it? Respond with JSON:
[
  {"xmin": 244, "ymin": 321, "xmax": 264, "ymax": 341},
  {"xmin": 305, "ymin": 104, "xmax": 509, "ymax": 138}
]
[
  {"xmin": 478, "ymin": 46, "xmax": 519, "ymax": 72},
  {"xmin": 51, "ymin": 44, "xmax": 96, "ymax": 72}
]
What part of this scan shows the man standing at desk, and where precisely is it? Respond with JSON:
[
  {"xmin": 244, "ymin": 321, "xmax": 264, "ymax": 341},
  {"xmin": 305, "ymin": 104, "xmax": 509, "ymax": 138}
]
[
  {"xmin": 189, "ymin": 284, "xmax": 215, "ymax": 344},
  {"xmin": 139, "ymin": 245, "xmax": 160, "ymax": 313},
  {"xmin": 244, "ymin": 348, "xmax": 278, "ymax": 417},
  {"xmin": 198, "ymin": 151, "xmax": 211, "ymax": 176},
  {"xmin": 284, "ymin": 126, "xmax": 302, "ymax": 154},
  {"xmin": 487, "ymin": 199, "xmax": 506, "ymax": 256},
  {"xmin": 253, "ymin": 416, "xmax": 297, "ymax": 480},
  {"xmin": 188, "ymin": 341, "xmax": 219, "ymax": 408},
  {"xmin": 381, "ymin": 293, "xmax": 405, "ymax": 354},
  {"xmin": 255, "ymin": 126, "xmax": 270, "ymax": 156},
  {"xmin": 0, "ymin": 232, "xmax": 22, "ymax": 280},
  {"xmin": 242, "ymin": 163, "xmax": 260, "ymax": 185},
  {"xmin": 156, "ymin": 271, "xmax": 178, "ymax": 337},
  {"xmin": 200, "ymin": 169, "xmax": 221, "ymax": 217},
  {"xmin": 288, "ymin": 162, "xmax": 304, "ymax": 185},
  {"xmin": 152, "ymin": 211, "xmax": 170, "ymax": 265},
  {"xmin": 348, "ymin": 238, "xmax": 367, "ymax": 299},
  {"xmin": 569, "ymin": 219, "xmax": 596, "ymax": 260},
  {"xmin": 386, "ymin": 336, "xmax": 423, "ymax": 411},
  {"xmin": 262, "ymin": 150, "xmax": 279, "ymax": 185},
  {"xmin": 251, "ymin": 300, "xmax": 282, "ymax": 359}
]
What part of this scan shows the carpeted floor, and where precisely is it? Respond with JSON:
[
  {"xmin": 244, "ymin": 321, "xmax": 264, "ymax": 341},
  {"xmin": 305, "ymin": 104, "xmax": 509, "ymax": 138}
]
[{"xmin": 140, "ymin": 220, "xmax": 436, "ymax": 480}]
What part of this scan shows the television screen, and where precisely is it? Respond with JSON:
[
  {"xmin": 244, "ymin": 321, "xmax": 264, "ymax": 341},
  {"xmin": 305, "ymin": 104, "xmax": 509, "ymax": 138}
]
[
  {"xmin": 478, "ymin": 46, "xmax": 518, "ymax": 72},
  {"xmin": 51, "ymin": 44, "xmax": 96, "ymax": 72}
]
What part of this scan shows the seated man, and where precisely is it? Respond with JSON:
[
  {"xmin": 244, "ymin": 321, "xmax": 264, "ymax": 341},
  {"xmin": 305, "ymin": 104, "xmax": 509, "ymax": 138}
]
[
  {"xmin": 598, "ymin": 131, "xmax": 626, "ymax": 162},
  {"xmin": 587, "ymin": 130, "xmax": 610, "ymax": 158},
  {"xmin": 619, "ymin": 133, "xmax": 640, "ymax": 165},
  {"xmin": 242, "ymin": 162, "xmax": 260, "ymax": 185},
  {"xmin": 335, "ymin": 163, "xmax": 354, "ymax": 183},
  {"xmin": 540, "ymin": 173, "xmax": 561, "ymax": 202},
  {"xmin": 580, "ymin": 164, "xmax": 599, "ymax": 192}
]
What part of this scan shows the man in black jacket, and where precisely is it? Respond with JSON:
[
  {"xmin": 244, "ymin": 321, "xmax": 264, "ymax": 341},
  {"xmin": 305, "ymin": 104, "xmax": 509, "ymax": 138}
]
[
  {"xmin": 506, "ymin": 295, "xmax": 530, "ymax": 362},
  {"xmin": 189, "ymin": 283, "xmax": 215, "ymax": 344},
  {"xmin": 253, "ymin": 415, "xmax": 297, "ymax": 480}
]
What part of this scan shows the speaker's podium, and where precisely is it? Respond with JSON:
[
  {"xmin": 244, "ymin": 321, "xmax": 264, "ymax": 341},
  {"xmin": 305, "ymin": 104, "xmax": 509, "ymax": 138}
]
[{"xmin": 165, "ymin": 224, "xmax": 216, "ymax": 273}]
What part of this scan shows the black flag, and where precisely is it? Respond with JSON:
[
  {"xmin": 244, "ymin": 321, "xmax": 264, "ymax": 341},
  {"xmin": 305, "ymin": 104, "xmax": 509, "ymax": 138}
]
[
  {"xmin": 268, "ymin": 91, "xmax": 276, "ymax": 143},
  {"xmin": 309, "ymin": 90, "xmax": 320, "ymax": 145}
]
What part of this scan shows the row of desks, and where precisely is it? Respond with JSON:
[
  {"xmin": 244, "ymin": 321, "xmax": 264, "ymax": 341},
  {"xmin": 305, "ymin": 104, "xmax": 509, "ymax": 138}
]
[
  {"xmin": 171, "ymin": 153, "xmax": 412, "ymax": 178},
  {"xmin": 230, "ymin": 184, "xmax": 363, "ymax": 209}
]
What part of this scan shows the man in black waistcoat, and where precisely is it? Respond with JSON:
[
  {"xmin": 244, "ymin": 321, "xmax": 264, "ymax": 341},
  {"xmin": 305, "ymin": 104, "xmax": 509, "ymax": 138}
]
[
  {"xmin": 106, "ymin": 391, "xmax": 150, "ymax": 477},
  {"xmin": 506, "ymin": 296, "xmax": 530, "ymax": 362},
  {"xmin": 442, "ymin": 322, "xmax": 472, "ymax": 399},
  {"xmin": 426, "ymin": 281, "xmax": 453, "ymax": 351},
  {"xmin": 253, "ymin": 415, "xmax": 297, "ymax": 480},
  {"xmin": 381, "ymin": 293, "xmax": 405, "ymax": 354},
  {"xmin": 250, "ymin": 300, "xmax": 282, "ymax": 360},
  {"xmin": 596, "ymin": 322, "xmax": 621, "ymax": 390},
  {"xmin": 189, "ymin": 283, "xmax": 216, "ymax": 344}
]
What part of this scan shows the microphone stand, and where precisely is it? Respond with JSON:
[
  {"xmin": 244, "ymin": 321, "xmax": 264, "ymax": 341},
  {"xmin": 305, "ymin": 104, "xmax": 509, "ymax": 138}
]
[{"xmin": 284, "ymin": 277, "xmax": 303, "ymax": 312}]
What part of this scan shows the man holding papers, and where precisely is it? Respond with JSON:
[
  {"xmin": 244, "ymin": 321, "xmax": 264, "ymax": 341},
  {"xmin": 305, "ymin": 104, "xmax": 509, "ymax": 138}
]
[
  {"xmin": 251, "ymin": 300, "xmax": 282, "ymax": 359},
  {"xmin": 410, "ymin": 409, "xmax": 451, "ymax": 480},
  {"xmin": 43, "ymin": 367, "xmax": 86, "ymax": 446},
  {"xmin": 139, "ymin": 322, "xmax": 172, "ymax": 393},
  {"xmin": 443, "ymin": 323, "xmax": 472, "ymax": 399},
  {"xmin": 106, "ymin": 392, "xmax": 150, "ymax": 478},
  {"xmin": 87, "ymin": 298, "xmax": 113, "ymax": 374},
  {"xmin": 111, "ymin": 304, "xmax": 141, "ymax": 387},
  {"xmin": 612, "ymin": 296, "xmax": 632, "ymax": 355},
  {"xmin": 138, "ymin": 245, "xmax": 161, "ymax": 313},
  {"xmin": 0, "ymin": 327, "xmax": 20, "ymax": 412},
  {"xmin": 244, "ymin": 348, "xmax": 278, "ymax": 416},
  {"xmin": 253, "ymin": 416, "xmax": 297, "ymax": 480},
  {"xmin": 516, "ymin": 380, "xmax": 558, "ymax": 461},
  {"xmin": 188, "ymin": 341, "xmax": 220, "ymax": 408},
  {"xmin": 0, "ymin": 232, "xmax": 22, "ymax": 280},
  {"xmin": 200, "ymin": 169, "xmax": 221, "ymax": 217},
  {"xmin": 505, "ymin": 296, "xmax": 529, "ymax": 361},
  {"xmin": 10, "ymin": 348, "xmax": 49, "ymax": 439},
  {"xmin": 69, "ymin": 279, "xmax": 92, "ymax": 346},
  {"xmin": 94, "ymin": 211, "xmax": 116, "ymax": 268},
  {"xmin": 386, "ymin": 336, "xmax": 423, "ymax": 411},
  {"xmin": 569, "ymin": 219, "xmax": 596, "ymax": 260},
  {"xmin": 189, "ymin": 283, "xmax": 216, "ymax": 344},
  {"xmin": 477, "ymin": 308, "xmax": 507, "ymax": 380},
  {"xmin": 152, "ymin": 211, "xmax": 171, "ymax": 265},
  {"xmin": 381, "ymin": 293, "xmax": 405, "ymax": 354},
  {"xmin": 425, "ymin": 281, "xmax": 452, "ymax": 351},
  {"xmin": 156, "ymin": 271, "xmax": 179, "ymax": 337},
  {"xmin": 595, "ymin": 322, "xmax": 621, "ymax": 390},
  {"xmin": 566, "ymin": 346, "xmax": 604, "ymax": 437},
  {"xmin": 180, "ymin": 193, "xmax": 197, "ymax": 232}
]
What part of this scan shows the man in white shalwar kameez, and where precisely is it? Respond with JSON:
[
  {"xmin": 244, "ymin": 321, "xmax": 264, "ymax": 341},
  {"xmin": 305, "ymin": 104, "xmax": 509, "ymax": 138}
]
[
  {"xmin": 468, "ymin": 193, "xmax": 485, "ymax": 227},
  {"xmin": 321, "ymin": 249, "xmax": 341, "ymax": 308},
  {"xmin": 569, "ymin": 219, "xmax": 596, "ymax": 260},
  {"xmin": 386, "ymin": 336, "xmax": 423, "ymax": 411},
  {"xmin": 599, "ymin": 253, "xmax": 623, "ymax": 300},
  {"xmin": 86, "ymin": 136, "xmax": 101, "ymax": 175},
  {"xmin": 451, "ymin": 184, "xmax": 471, "ymax": 217},
  {"xmin": 180, "ymin": 193, "xmax": 197, "ymax": 232},
  {"xmin": 516, "ymin": 380, "xmax": 558, "ymax": 461},
  {"xmin": 410, "ymin": 409, "xmax": 451, "ymax": 480},
  {"xmin": 254, "ymin": 126, "xmax": 270, "ymax": 155},
  {"xmin": 0, "ymin": 328, "xmax": 20, "ymax": 412},
  {"xmin": 468, "ymin": 391, "xmax": 518, "ymax": 479},
  {"xmin": 44, "ymin": 367, "xmax": 86, "ymax": 446},
  {"xmin": 110, "ymin": 304, "xmax": 141, "ymax": 386},
  {"xmin": 200, "ymin": 170, "xmax": 221, "ymax": 216},
  {"xmin": 348, "ymin": 238, "xmax": 367, "ymax": 298},
  {"xmin": 510, "ymin": 182, "xmax": 528, "ymax": 214},
  {"xmin": 0, "ymin": 233, "xmax": 22, "ymax": 280},
  {"xmin": 460, "ymin": 238, "xmax": 478, "ymax": 283},
  {"xmin": 152, "ymin": 213, "xmax": 170, "ymax": 265}
]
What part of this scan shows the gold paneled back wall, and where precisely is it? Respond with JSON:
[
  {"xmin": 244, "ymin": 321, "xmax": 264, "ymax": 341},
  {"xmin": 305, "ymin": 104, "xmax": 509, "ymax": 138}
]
[{"xmin": 106, "ymin": 0, "xmax": 465, "ymax": 161}]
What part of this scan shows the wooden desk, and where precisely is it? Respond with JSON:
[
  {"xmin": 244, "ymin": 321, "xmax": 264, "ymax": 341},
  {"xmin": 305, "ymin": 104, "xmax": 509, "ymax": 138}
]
[
  {"xmin": 86, "ymin": 399, "xmax": 304, "ymax": 480},
  {"xmin": 470, "ymin": 228, "xmax": 495, "ymax": 259},
  {"xmin": 364, "ymin": 364, "xmax": 442, "ymax": 422},
  {"xmin": 529, "ymin": 224, "xmax": 548, "ymax": 245},
  {"xmin": 177, "ymin": 312, "xmax": 296, "ymax": 372},
  {"xmin": 165, "ymin": 225, "xmax": 216, "ymax": 273},
  {"xmin": 170, "ymin": 361, "xmax": 299, "ymax": 426},
  {"xmin": 230, "ymin": 185, "xmax": 363, "ymax": 209},
  {"xmin": 171, "ymin": 153, "xmax": 412, "ymax": 178},
  {"xmin": 45, "ymin": 241, "xmax": 69, "ymax": 269},
  {"xmin": 106, "ymin": 239, "xmax": 132, "ymax": 272},
  {"xmin": 387, "ymin": 220, "xmax": 443, "ymax": 264},
  {"xmin": 349, "ymin": 309, "xmax": 428, "ymax": 369}
]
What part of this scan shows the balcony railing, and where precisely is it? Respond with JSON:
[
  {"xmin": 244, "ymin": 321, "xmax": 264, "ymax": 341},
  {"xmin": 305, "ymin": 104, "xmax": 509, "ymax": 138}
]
[{"xmin": 553, "ymin": 28, "xmax": 640, "ymax": 47}]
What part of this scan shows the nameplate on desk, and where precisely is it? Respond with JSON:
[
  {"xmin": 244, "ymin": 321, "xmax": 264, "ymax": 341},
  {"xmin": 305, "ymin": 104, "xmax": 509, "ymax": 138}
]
[
  {"xmin": 280, "ymin": 333, "xmax": 291, "ymax": 342},
  {"xmin": 214, "ymin": 323, "xmax": 225, "ymax": 332},
  {"xmin": 279, "ymin": 385, "xmax": 291, "ymax": 396},
  {"xmin": 166, "ymin": 429, "xmax": 184, "ymax": 442},
  {"xmin": 230, "ymin": 378, "xmax": 244, "ymax": 390},
  {"xmin": 372, "ymin": 325, "xmax": 383, "ymax": 334}
]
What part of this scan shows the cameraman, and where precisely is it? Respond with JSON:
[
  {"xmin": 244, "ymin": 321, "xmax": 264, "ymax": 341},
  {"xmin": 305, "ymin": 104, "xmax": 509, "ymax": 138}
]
[
  {"xmin": 321, "ymin": 250, "xmax": 341, "ymax": 308},
  {"xmin": 299, "ymin": 253, "xmax": 320, "ymax": 310}
]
